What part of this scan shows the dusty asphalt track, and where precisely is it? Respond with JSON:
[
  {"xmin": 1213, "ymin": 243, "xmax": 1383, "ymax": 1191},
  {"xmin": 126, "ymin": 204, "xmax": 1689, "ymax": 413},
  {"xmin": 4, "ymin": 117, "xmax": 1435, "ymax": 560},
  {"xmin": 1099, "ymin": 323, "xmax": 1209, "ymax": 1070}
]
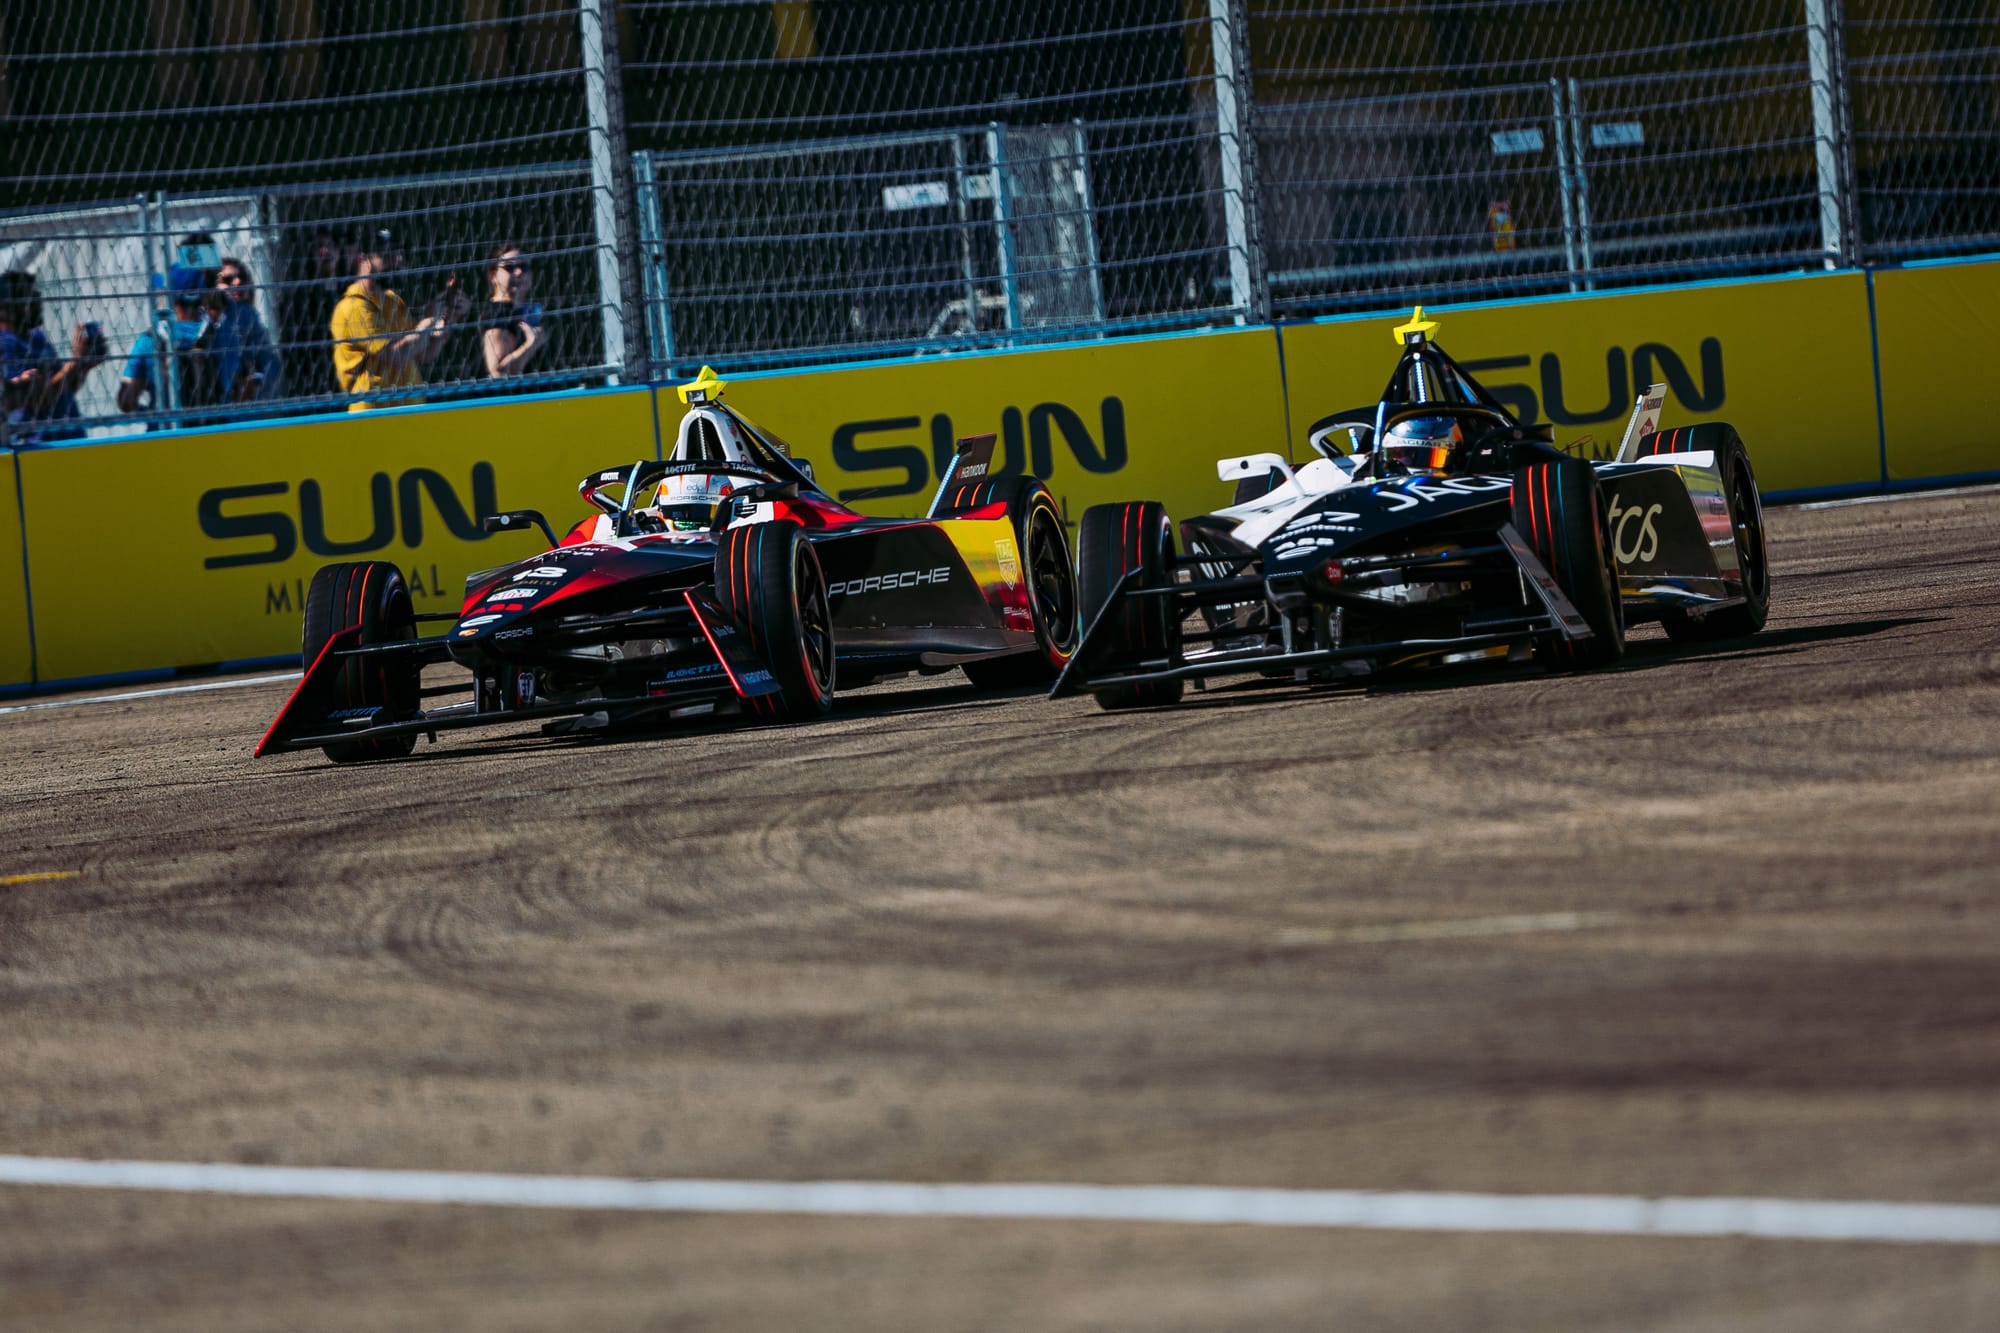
[{"xmin": 3, "ymin": 490, "xmax": 1999, "ymax": 1330}]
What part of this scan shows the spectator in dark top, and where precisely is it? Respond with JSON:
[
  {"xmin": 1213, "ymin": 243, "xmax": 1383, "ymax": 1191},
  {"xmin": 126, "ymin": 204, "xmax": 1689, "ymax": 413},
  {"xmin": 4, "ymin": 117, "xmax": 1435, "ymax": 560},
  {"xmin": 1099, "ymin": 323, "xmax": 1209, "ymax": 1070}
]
[
  {"xmin": 1, "ymin": 269, "xmax": 108, "ymax": 444},
  {"xmin": 216, "ymin": 256, "xmax": 281, "ymax": 401},
  {"xmin": 118, "ymin": 264, "xmax": 238, "ymax": 422},
  {"xmin": 479, "ymin": 243, "xmax": 547, "ymax": 378}
]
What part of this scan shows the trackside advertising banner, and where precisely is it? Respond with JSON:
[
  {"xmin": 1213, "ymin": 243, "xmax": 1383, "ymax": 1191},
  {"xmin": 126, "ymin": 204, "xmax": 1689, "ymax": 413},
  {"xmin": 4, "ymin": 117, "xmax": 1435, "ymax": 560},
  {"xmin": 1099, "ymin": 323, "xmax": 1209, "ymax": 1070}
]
[
  {"xmin": 1278, "ymin": 271, "xmax": 1881, "ymax": 495},
  {"xmin": 1, "ymin": 451, "xmax": 31, "ymax": 689},
  {"xmin": 17, "ymin": 388, "xmax": 657, "ymax": 683},
  {"xmin": 693, "ymin": 327, "xmax": 1291, "ymax": 530},
  {"xmin": 1871, "ymin": 259, "xmax": 2000, "ymax": 484}
]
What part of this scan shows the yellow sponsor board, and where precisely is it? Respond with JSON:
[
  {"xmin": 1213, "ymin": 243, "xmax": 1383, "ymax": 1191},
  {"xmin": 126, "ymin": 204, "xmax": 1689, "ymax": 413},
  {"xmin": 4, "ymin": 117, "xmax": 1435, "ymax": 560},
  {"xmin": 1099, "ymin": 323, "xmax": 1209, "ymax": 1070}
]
[
  {"xmin": 675, "ymin": 327, "xmax": 1290, "ymax": 528},
  {"xmin": 1278, "ymin": 272, "xmax": 1880, "ymax": 494},
  {"xmin": 1, "ymin": 451, "xmax": 33, "ymax": 688},
  {"xmin": 1872, "ymin": 259, "xmax": 2000, "ymax": 484},
  {"xmin": 19, "ymin": 389, "xmax": 657, "ymax": 682}
]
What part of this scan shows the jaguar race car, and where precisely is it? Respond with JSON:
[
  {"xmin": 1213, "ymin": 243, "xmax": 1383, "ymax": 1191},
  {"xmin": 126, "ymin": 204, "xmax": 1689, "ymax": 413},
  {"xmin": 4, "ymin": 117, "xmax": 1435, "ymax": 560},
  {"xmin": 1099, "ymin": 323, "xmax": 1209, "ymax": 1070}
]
[
  {"xmin": 258, "ymin": 368, "xmax": 1078, "ymax": 762},
  {"xmin": 1053, "ymin": 308, "xmax": 1769, "ymax": 709}
]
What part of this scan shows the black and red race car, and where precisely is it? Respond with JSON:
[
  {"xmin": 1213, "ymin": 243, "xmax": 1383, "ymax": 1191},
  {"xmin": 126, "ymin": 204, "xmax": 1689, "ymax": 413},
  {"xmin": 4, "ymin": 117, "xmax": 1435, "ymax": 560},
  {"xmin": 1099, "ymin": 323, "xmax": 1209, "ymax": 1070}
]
[{"xmin": 258, "ymin": 369, "xmax": 1078, "ymax": 762}]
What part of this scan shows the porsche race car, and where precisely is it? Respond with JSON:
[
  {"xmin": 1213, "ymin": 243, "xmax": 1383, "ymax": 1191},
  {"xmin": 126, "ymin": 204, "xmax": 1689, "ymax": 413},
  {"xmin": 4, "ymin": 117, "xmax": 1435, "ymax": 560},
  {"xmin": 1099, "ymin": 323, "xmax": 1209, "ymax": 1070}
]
[
  {"xmin": 1052, "ymin": 309, "xmax": 1770, "ymax": 709},
  {"xmin": 259, "ymin": 368, "xmax": 1079, "ymax": 761}
]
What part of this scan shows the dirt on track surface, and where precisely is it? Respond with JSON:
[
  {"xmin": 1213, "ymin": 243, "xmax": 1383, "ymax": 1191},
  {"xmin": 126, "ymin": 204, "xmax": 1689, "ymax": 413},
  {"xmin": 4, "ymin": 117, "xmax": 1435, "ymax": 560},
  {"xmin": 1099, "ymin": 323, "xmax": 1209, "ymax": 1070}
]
[{"xmin": 4, "ymin": 489, "xmax": 2000, "ymax": 1330}]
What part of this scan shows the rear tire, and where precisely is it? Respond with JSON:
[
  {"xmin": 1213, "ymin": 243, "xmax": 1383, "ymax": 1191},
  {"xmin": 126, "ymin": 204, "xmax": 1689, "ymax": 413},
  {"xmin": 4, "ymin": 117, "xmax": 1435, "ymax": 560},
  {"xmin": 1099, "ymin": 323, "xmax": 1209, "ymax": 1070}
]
[
  {"xmin": 715, "ymin": 521, "xmax": 835, "ymax": 723},
  {"xmin": 1076, "ymin": 501, "xmax": 1184, "ymax": 710},
  {"xmin": 961, "ymin": 479, "xmax": 1080, "ymax": 688},
  {"xmin": 1636, "ymin": 423, "xmax": 1770, "ymax": 641},
  {"xmin": 1510, "ymin": 459, "xmax": 1623, "ymax": 671},
  {"xmin": 301, "ymin": 560, "xmax": 419, "ymax": 763}
]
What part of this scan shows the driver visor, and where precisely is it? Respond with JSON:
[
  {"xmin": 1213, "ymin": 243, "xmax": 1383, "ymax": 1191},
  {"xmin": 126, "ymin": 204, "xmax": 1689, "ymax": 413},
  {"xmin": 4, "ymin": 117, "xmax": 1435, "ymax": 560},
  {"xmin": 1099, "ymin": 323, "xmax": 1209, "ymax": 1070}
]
[{"xmin": 1389, "ymin": 443, "xmax": 1453, "ymax": 472}]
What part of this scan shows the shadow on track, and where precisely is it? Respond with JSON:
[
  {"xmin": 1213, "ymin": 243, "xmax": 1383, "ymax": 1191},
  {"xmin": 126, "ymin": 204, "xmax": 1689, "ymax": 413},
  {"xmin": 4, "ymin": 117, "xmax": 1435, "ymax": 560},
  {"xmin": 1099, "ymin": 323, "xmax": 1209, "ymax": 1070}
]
[
  {"xmin": 1055, "ymin": 615, "xmax": 1942, "ymax": 717},
  {"xmin": 252, "ymin": 673, "xmax": 1033, "ymax": 772}
]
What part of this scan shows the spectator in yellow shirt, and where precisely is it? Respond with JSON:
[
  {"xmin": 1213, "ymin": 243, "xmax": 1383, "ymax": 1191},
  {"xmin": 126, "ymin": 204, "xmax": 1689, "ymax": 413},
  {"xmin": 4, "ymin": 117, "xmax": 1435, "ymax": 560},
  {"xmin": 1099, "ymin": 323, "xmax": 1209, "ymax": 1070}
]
[{"xmin": 329, "ymin": 229, "xmax": 468, "ymax": 410}]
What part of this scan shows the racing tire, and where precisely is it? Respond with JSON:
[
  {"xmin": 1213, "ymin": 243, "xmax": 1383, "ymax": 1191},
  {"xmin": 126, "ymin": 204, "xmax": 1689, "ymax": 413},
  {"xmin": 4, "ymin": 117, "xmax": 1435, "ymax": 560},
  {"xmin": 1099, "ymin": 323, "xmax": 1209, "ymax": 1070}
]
[
  {"xmin": 1510, "ymin": 459, "xmax": 1624, "ymax": 672},
  {"xmin": 1633, "ymin": 422, "xmax": 1770, "ymax": 641},
  {"xmin": 715, "ymin": 521, "xmax": 835, "ymax": 724},
  {"xmin": 959, "ymin": 479, "xmax": 1081, "ymax": 688},
  {"xmin": 1076, "ymin": 501, "xmax": 1184, "ymax": 710},
  {"xmin": 301, "ymin": 560, "xmax": 420, "ymax": 763}
]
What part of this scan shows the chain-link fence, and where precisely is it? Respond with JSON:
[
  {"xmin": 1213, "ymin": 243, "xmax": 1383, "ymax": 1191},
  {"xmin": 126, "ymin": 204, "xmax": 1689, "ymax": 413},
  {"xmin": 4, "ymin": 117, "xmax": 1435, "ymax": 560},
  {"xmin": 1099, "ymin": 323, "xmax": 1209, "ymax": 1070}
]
[
  {"xmin": 2, "ymin": 1, "xmax": 1997, "ymax": 440},
  {"xmin": 618, "ymin": 0, "xmax": 1241, "ymax": 374},
  {"xmin": 0, "ymin": 0, "xmax": 621, "ymax": 441}
]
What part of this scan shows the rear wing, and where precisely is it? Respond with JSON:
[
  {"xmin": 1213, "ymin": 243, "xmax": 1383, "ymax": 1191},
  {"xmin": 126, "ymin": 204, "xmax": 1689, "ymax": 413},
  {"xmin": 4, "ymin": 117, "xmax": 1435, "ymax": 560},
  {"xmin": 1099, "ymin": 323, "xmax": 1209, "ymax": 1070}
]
[
  {"xmin": 926, "ymin": 433, "xmax": 999, "ymax": 517},
  {"xmin": 1614, "ymin": 383, "xmax": 1669, "ymax": 463}
]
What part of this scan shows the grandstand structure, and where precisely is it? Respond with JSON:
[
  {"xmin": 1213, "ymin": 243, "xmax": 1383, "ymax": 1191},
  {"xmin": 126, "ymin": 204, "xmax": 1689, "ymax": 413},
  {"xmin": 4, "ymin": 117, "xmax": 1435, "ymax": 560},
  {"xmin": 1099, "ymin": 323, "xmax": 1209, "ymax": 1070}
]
[{"xmin": 0, "ymin": 0, "xmax": 1994, "ymax": 434}]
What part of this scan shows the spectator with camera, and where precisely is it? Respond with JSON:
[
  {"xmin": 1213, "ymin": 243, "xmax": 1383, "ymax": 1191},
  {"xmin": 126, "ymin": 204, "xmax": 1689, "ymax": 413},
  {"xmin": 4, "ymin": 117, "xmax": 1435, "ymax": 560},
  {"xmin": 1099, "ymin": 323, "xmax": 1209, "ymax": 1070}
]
[
  {"xmin": 1, "ymin": 268, "xmax": 110, "ymax": 445},
  {"xmin": 330, "ymin": 228, "xmax": 470, "ymax": 410},
  {"xmin": 117, "ymin": 263, "xmax": 239, "ymax": 425},
  {"xmin": 478, "ymin": 243, "xmax": 547, "ymax": 378}
]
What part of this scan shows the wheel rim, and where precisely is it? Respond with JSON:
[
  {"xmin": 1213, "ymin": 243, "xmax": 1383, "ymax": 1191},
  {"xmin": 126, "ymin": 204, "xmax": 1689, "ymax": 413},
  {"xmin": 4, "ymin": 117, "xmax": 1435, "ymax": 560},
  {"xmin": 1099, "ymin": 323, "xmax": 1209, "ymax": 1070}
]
[
  {"xmin": 794, "ymin": 542, "xmax": 835, "ymax": 696},
  {"xmin": 1730, "ymin": 455, "xmax": 1769, "ymax": 603},
  {"xmin": 1026, "ymin": 505, "xmax": 1078, "ymax": 653}
]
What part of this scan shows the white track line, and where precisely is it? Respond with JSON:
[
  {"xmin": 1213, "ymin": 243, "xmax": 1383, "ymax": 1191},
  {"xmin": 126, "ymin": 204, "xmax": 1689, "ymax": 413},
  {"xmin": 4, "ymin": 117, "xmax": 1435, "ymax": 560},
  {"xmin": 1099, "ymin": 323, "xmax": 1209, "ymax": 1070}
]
[
  {"xmin": 1275, "ymin": 910, "xmax": 1626, "ymax": 946},
  {"xmin": 0, "ymin": 673, "xmax": 299, "ymax": 717},
  {"xmin": 1, "ymin": 1157, "xmax": 1996, "ymax": 1245}
]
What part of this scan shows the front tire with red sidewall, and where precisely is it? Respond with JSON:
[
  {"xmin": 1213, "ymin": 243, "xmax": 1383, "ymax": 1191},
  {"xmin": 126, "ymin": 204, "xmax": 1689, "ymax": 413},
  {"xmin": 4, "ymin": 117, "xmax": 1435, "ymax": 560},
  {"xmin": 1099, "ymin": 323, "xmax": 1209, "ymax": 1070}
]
[
  {"xmin": 1076, "ymin": 500, "xmax": 1184, "ymax": 710},
  {"xmin": 301, "ymin": 560, "xmax": 420, "ymax": 763},
  {"xmin": 1634, "ymin": 422, "xmax": 1770, "ymax": 641},
  {"xmin": 715, "ymin": 521, "xmax": 835, "ymax": 723},
  {"xmin": 959, "ymin": 478, "xmax": 1080, "ymax": 688},
  {"xmin": 1510, "ymin": 459, "xmax": 1624, "ymax": 671}
]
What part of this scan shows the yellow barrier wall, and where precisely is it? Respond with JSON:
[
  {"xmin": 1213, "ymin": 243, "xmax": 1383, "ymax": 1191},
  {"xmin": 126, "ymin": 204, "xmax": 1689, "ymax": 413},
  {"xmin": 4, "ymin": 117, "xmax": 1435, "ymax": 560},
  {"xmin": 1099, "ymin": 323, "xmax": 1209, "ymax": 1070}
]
[
  {"xmin": 1279, "ymin": 272, "xmax": 1880, "ymax": 494},
  {"xmin": 684, "ymin": 327, "xmax": 1290, "ymax": 527},
  {"xmin": 1872, "ymin": 259, "xmax": 2000, "ymax": 484},
  {"xmin": 13, "ymin": 265, "xmax": 1962, "ymax": 686},
  {"xmin": 19, "ymin": 389, "xmax": 657, "ymax": 682},
  {"xmin": 0, "ymin": 451, "xmax": 33, "ymax": 689}
]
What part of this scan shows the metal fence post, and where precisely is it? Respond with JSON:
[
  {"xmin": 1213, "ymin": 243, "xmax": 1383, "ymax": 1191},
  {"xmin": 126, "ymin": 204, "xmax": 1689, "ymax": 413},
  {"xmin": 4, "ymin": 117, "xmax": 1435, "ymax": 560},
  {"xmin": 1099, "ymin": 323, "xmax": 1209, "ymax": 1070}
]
[
  {"xmin": 1211, "ymin": 0, "xmax": 1266, "ymax": 323},
  {"xmin": 1550, "ymin": 79, "xmax": 1580, "ymax": 292},
  {"xmin": 988, "ymin": 123, "xmax": 1021, "ymax": 334},
  {"xmin": 1805, "ymin": 0, "xmax": 1859, "ymax": 267},
  {"xmin": 153, "ymin": 191, "xmax": 181, "ymax": 420},
  {"xmin": 631, "ymin": 151, "xmax": 674, "ymax": 374},
  {"xmin": 580, "ymin": 0, "xmax": 647, "ymax": 384},
  {"xmin": 1567, "ymin": 77, "xmax": 1595, "ymax": 288},
  {"xmin": 952, "ymin": 134, "xmax": 981, "ymax": 334},
  {"xmin": 1072, "ymin": 119, "xmax": 1106, "ymax": 323}
]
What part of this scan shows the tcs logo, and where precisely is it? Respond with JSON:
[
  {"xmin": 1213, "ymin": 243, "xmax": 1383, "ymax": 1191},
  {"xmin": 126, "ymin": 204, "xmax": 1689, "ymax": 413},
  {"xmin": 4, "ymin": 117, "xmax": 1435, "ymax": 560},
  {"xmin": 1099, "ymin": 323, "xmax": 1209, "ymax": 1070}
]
[{"xmin": 1608, "ymin": 494, "xmax": 1663, "ymax": 564}]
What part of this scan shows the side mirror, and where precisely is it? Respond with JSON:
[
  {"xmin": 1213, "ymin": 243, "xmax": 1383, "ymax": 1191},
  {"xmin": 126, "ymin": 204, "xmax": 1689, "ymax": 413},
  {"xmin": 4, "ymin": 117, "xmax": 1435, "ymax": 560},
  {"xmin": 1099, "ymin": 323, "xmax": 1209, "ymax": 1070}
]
[
  {"xmin": 483, "ymin": 509, "xmax": 558, "ymax": 548},
  {"xmin": 793, "ymin": 457, "xmax": 816, "ymax": 484},
  {"xmin": 1216, "ymin": 452, "xmax": 1294, "ymax": 485}
]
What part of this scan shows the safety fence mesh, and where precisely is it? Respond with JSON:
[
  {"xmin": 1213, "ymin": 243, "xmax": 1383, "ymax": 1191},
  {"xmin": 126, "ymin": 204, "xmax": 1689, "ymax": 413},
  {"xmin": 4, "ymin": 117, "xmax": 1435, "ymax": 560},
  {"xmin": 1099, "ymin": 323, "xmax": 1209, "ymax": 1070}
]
[
  {"xmin": 0, "ymin": 1, "xmax": 1996, "ymax": 439},
  {"xmin": 1847, "ymin": 0, "xmax": 2000, "ymax": 258},
  {"xmin": 0, "ymin": 1, "xmax": 610, "ymax": 437},
  {"xmin": 618, "ymin": 0, "xmax": 1238, "ymax": 374}
]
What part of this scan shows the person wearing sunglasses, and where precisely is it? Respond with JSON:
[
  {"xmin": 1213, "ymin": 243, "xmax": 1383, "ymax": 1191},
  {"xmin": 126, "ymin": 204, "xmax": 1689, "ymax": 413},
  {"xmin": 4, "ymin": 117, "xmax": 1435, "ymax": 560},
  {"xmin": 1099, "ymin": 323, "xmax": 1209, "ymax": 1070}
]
[
  {"xmin": 214, "ymin": 257, "xmax": 281, "ymax": 401},
  {"xmin": 479, "ymin": 243, "xmax": 546, "ymax": 378}
]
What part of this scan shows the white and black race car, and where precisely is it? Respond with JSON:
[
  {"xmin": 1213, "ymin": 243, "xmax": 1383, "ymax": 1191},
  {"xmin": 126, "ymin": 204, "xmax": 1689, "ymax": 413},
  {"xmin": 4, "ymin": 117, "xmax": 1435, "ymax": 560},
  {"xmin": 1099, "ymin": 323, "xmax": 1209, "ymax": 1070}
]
[{"xmin": 1053, "ymin": 309, "xmax": 1770, "ymax": 709}]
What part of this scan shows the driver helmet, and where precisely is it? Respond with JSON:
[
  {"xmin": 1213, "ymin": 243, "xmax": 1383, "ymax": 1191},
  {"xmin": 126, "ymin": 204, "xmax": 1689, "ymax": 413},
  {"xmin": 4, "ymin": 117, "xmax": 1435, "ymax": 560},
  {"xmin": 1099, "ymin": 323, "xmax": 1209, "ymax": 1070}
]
[
  {"xmin": 1379, "ymin": 414, "xmax": 1462, "ymax": 477},
  {"xmin": 655, "ymin": 413, "xmax": 741, "ymax": 529}
]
